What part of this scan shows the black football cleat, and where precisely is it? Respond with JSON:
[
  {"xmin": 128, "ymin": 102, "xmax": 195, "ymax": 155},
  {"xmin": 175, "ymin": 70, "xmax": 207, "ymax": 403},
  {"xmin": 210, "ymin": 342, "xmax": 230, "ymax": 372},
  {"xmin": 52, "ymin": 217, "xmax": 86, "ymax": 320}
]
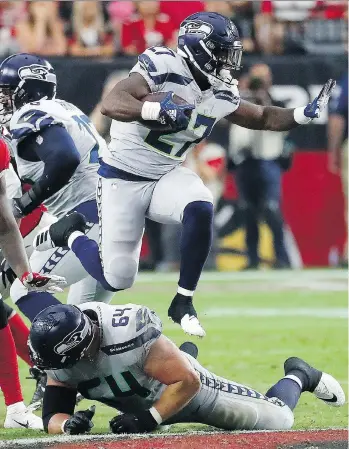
[
  {"xmin": 168, "ymin": 293, "xmax": 206, "ymax": 338},
  {"xmin": 284, "ymin": 357, "xmax": 345, "ymax": 407},
  {"xmin": 179, "ymin": 342, "xmax": 199, "ymax": 359},
  {"xmin": 34, "ymin": 212, "xmax": 88, "ymax": 251}
]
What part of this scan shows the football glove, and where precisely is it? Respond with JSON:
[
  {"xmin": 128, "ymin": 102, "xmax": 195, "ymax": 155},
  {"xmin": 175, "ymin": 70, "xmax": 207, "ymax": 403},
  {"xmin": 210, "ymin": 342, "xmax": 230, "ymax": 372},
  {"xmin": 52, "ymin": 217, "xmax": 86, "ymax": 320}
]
[
  {"xmin": 62, "ymin": 405, "xmax": 95, "ymax": 435},
  {"xmin": 109, "ymin": 410, "xmax": 158, "ymax": 434},
  {"xmin": 158, "ymin": 92, "xmax": 194, "ymax": 133},
  {"xmin": 304, "ymin": 79, "xmax": 337, "ymax": 119},
  {"xmin": 21, "ymin": 271, "xmax": 66, "ymax": 294}
]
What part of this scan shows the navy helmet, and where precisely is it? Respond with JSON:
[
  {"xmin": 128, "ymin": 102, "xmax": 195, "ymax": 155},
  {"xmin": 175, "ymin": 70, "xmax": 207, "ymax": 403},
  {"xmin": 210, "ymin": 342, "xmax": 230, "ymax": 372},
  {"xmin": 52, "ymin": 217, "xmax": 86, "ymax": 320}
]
[
  {"xmin": 28, "ymin": 304, "xmax": 95, "ymax": 370},
  {"xmin": 0, "ymin": 53, "xmax": 56, "ymax": 124},
  {"xmin": 177, "ymin": 12, "xmax": 243, "ymax": 86}
]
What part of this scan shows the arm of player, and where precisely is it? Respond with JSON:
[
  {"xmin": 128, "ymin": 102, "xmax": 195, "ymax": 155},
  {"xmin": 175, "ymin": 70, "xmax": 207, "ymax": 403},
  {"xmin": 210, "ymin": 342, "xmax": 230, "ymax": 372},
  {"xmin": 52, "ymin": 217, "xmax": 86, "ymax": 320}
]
[
  {"xmin": 110, "ymin": 335, "xmax": 201, "ymax": 434},
  {"xmin": 44, "ymin": 377, "xmax": 95, "ymax": 435},
  {"xmin": 144, "ymin": 336, "xmax": 201, "ymax": 421},
  {"xmin": 0, "ymin": 174, "xmax": 31, "ymax": 278},
  {"xmin": 13, "ymin": 125, "xmax": 81, "ymax": 218},
  {"xmin": 101, "ymin": 73, "xmax": 151, "ymax": 122},
  {"xmin": 227, "ymin": 79, "xmax": 336, "ymax": 131}
]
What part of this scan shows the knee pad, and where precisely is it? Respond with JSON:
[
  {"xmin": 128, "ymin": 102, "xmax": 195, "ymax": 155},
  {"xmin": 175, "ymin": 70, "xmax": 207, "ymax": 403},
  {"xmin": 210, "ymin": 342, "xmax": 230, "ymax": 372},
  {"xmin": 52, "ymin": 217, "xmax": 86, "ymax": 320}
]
[
  {"xmin": 278, "ymin": 406, "xmax": 294, "ymax": 430},
  {"xmin": 183, "ymin": 201, "xmax": 214, "ymax": 225},
  {"xmin": 10, "ymin": 278, "xmax": 28, "ymax": 305},
  {"xmin": 104, "ymin": 256, "xmax": 138, "ymax": 290}
]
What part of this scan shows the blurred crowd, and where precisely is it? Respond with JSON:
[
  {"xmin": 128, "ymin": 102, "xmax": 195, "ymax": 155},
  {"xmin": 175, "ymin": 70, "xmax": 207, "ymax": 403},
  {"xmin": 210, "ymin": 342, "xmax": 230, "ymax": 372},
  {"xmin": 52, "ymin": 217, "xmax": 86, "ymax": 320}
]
[{"xmin": 0, "ymin": 0, "xmax": 347, "ymax": 58}]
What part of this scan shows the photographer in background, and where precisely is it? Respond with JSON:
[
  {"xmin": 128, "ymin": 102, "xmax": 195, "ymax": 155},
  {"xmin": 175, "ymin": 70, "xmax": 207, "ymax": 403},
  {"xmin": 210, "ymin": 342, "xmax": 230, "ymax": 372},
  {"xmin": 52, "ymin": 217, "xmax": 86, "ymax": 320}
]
[{"xmin": 229, "ymin": 64, "xmax": 294, "ymax": 269}]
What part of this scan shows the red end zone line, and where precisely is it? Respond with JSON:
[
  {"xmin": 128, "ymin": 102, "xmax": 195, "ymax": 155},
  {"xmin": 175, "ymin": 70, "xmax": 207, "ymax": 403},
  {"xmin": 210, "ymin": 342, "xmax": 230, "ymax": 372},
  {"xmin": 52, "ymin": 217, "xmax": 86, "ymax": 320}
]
[{"xmin": 5, "ymin": 429, "xmax": 348, "ymax": 449}]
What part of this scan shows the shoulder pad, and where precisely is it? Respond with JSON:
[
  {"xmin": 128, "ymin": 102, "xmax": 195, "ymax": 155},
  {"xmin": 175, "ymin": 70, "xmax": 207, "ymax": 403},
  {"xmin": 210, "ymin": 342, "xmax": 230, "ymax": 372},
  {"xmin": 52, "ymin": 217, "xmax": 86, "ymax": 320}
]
[
  {"xmin": 10, "ymin": 100, "xmax": 69, "ymax": 142},
  {"xmin": 133, "ymin": 47, "xmax": 193, "ymax": 90}
]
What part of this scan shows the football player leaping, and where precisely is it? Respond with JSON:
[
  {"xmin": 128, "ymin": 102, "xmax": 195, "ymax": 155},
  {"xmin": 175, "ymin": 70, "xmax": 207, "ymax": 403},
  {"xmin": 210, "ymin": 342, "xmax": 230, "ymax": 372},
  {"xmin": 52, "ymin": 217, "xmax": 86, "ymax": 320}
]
[
  {"xmin": 0, "ymin": 136, "xmax": 64, "ymax": 429},
  {"xmin": 0, "ymin": 53, "xmax": 116, "ymax": 326},
  {"xmin": 34, "ymin": 12, "xmax": 335, "ymax": 337},
  {"xmin": 28, "ymin": 302, "xmax": 345, "ymax": 435}
]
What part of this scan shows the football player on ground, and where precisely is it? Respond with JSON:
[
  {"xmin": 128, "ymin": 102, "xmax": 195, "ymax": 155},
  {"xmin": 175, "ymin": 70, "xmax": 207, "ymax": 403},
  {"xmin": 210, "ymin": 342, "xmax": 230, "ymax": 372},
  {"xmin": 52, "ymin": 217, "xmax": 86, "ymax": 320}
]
[
  {"xmin": 0, "ymin": 136, "xmax": 64, "ymax": 430},
  {"xmin": 34, "ymin": 12, "xmax": 335, "ymax": 337},
  {"xmin": 28, "ymin": 302, "xmax": 345, "ymax": 435},
  {"xmin": 0, "ymin": 53, "xmax": 115, "ymax": 326}
]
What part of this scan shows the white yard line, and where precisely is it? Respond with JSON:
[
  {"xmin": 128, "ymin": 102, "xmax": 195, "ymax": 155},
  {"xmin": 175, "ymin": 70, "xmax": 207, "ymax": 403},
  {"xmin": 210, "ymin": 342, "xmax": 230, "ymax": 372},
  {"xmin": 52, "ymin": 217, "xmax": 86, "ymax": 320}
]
[
  {"xmin": 136, "ymin": 270, "xmax": 348, "ymax": 283},
  {"xmin": 204, "ymin": 307, "xmax": 348, "ymax": 319},
  {"xmin": 1, "ymin": 428, "xmax": 346, "ymax": 447}
]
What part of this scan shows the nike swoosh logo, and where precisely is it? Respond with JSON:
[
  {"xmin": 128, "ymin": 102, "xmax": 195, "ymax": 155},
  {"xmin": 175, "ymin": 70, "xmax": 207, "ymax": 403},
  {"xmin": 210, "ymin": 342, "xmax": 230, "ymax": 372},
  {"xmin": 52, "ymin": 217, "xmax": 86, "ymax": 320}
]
[
  {"xmin": 321, "ymin": 394, "xmax": 338, "ymax": 403},
  {"xmin": 22, "ymin": 112, "xmax": 36, "ymax": 122},
  {"xmin": 13, "ymin": 420, "xmax": 29, "ymax": 428}
]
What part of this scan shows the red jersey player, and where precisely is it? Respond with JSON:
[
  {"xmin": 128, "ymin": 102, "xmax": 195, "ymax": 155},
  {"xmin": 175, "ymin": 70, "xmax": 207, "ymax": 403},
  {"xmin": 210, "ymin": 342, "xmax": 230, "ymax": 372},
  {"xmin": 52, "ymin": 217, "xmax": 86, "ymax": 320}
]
[{"xmin": 0, "ymin": 137, "xmax": 65, "ymax": 430}]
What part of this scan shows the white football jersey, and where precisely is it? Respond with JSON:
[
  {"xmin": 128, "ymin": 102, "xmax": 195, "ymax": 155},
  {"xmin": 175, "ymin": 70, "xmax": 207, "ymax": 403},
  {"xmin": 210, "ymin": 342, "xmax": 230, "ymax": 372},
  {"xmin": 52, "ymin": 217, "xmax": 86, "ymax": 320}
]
[
  {"xmin": 103, "ymin": 46, "xmax": 240, "ymax": 179},
  {"xmin": 10, "ymin": 99, "xmax": 107, "ymax": 218},
  {"xmin": 47, "ymin": 302, "xmax": 168, "ymax": 413}
]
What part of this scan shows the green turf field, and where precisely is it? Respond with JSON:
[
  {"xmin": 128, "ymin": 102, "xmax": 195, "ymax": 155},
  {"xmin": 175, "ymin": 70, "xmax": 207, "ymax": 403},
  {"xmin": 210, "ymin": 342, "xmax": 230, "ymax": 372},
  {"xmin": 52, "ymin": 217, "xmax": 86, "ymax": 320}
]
[{"xmin": 0, "ymin": 269, "xmax": 347, "ymax": 440}]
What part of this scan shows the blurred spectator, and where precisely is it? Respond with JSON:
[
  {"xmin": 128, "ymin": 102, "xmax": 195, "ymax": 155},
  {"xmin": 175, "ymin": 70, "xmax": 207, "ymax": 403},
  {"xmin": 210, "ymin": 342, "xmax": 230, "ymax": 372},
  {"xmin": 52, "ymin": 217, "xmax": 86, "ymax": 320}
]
[
  {"xmin": 68, "ymin": 1, "xmax": 114, "ymax": 57},
  {"xmin": 0, "ymin": 1, "xmax": 26, "ymax": 57},
  {"xmin": 15, "ymin": 1, "xmax": 66, "ymax": 56},
  {"xmin": 108, "ymin": 1, "xmax": 135, "ymax": 53},
  {"xmin": 160, "ymin": 1, "xmax": 204, "ymax": 28},
  {"xmin": 229, "ymin": 64, "xmax": 294, "ymax": 269},
  {"xmin": 121, "ymin": 1, "xmax": 176, "ymax": 55},
  {"xmin": 255, "ymin": 1, "xmax": 317, "ymax": 54},
  {"xmin": 312, "ymin": 0, "xmax": 348, "ymax": 19},
  {"xmin": 204, "ymin": 1, "xmax": 256, "ymax": 52},
  {"xmin": 328, "ymin": 72, "xmax": 348, "ymax": 266}
]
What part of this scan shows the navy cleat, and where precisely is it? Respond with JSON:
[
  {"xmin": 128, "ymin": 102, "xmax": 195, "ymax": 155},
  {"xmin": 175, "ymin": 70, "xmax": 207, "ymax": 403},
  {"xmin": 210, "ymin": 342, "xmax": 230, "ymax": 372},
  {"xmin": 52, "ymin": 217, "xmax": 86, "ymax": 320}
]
[
  {"xmin": 34, "ymin": 212, "xmax": 88, "ymax": 251},
  {"xmin": 284, "ymin": 357, "xmax": 345, "ymax": 407},
  {"xmin": 179, "ymin": 341, "xmax": 199, "ymax": 359}
]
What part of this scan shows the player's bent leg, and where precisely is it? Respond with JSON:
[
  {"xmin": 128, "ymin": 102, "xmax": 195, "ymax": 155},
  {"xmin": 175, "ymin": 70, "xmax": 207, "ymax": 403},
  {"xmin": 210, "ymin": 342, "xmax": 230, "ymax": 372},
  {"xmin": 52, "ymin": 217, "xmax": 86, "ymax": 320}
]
[{"xmin": 148, "ymin": 167, "xmax": 213, "ymax": 337}]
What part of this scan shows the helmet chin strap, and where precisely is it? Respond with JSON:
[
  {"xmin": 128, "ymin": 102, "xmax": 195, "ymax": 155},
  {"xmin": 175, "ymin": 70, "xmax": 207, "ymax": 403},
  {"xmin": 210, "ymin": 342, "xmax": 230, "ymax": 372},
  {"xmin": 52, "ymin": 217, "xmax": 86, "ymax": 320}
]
[{"xmin": 178, "ymin": 46, "xmax": 239, "ymax": 91}]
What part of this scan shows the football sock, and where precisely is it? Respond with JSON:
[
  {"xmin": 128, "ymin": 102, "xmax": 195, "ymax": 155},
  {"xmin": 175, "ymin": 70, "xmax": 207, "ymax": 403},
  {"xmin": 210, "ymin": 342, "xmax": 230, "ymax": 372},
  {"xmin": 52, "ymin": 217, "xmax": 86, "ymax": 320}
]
[
  {"xmin": 0, "ymin": 325, "xmax": 23, "ymax": 406},
  {"xmin": 70, "ymin": 235, "xmax": 117, "ymax": 292},
  {"xmin": 16, "ymin": 292, "xmax": 60, "ymax": 322},
  {"xmin": 178, "ymin": 201, "xmax": 213, "ymax": 291},
  {"xmin": 8, "ymin": 312, "xmax": 32, "ymax": 366},
  {"xmin": 265, "ymin": 377, "xmax": 302, "ymax": 411}
]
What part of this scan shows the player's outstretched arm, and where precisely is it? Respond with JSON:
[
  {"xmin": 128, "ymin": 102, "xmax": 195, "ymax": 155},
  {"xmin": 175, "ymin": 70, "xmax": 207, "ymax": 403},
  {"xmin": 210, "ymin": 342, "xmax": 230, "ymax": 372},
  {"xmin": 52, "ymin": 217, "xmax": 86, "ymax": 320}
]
[
  {"xmin": 228, "ymin": 79, "xmax": 336, "ymax": 131},
  {"xmin": 0, "ymin": 175, "xmax": 31, "ymax": 278},
  {"xmin": 101, "ymin": 73, "xmax": 151, "ymax": 122}
]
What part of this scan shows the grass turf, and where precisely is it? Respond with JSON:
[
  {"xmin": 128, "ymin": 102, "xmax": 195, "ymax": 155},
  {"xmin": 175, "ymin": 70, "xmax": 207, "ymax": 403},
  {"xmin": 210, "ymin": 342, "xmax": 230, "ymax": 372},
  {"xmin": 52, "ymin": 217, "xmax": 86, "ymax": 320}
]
[{"xmin": 0, "ymin": 269, "xmax": 347, "ymax": 441}]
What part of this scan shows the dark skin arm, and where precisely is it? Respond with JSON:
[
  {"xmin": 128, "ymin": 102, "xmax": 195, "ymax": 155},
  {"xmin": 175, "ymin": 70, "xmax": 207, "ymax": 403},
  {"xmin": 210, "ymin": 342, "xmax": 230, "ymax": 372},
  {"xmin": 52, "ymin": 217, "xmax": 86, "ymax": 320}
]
[
  {"xmin": 227, "ymin": 99, "xmax": 298, "ymax": 131},
  {"xmin": 100, "ymin": 73, "xmax": 151, "ymax": 122}
]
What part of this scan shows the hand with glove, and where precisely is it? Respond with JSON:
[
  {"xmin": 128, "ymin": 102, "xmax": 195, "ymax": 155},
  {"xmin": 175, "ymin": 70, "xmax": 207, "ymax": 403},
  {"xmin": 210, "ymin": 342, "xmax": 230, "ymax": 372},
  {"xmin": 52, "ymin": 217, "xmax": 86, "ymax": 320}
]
[
  {"xmin": 110, "ymin": 409, "xmax": 160, "ymax": 434},
  {"xmin": 141, "ymin": 91, "xmax": 195, "ymax": 134},
  {"xmin": 62, "ymin": 405, "xmax": 96, "ymax": 435},
  {"xmin": 21, "ymin": 271, "xmax": 66, "ymax": 294},
  {"xmin": 294, "ymin": 79, "xmax": 336, "ymax": 125}
]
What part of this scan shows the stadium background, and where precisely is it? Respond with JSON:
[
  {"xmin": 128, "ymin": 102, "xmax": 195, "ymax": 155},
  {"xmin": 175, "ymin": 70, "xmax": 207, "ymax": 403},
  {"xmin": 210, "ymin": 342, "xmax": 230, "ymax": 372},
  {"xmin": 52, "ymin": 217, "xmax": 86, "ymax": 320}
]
[{"xmin": 0, "ymin": 0, "xmax": 348, "ymax": 269}]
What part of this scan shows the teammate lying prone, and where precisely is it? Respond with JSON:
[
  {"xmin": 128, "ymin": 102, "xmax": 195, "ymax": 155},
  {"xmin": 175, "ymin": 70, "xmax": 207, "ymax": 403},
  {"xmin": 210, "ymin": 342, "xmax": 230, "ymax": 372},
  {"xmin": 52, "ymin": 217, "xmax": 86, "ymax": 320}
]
[{"xmin": 28, "ymin": 302, "xmax": 345, "ymax": 435}]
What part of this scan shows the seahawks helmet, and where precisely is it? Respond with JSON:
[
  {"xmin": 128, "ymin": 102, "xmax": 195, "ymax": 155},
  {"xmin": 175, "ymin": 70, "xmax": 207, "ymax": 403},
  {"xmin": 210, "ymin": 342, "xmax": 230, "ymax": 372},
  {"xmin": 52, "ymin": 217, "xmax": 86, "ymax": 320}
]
[
  {"xmin": 0, "ymin": 53, "xmax": 57, "ymax": 125},
  {"xmin": 177, "ymin": 12, "xmax": 243, "ymax": 87},
  {"xmin": 28, "ymin": 304, "xmax": 95, "ymax": 370}
]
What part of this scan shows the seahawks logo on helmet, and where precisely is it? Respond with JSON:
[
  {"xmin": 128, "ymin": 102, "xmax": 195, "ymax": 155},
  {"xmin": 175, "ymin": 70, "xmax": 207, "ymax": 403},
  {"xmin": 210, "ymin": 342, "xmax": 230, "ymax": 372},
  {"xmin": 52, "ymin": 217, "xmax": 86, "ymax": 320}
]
[
  {"xmin": 180, "ymin": 21, "xmax": 213, "ymax": 38},
  {"xmin": 54, "ymin": 319, "xmax": 91, "ymax": 356},
  {"xmin": 18, "ymin": 64, "xmax": 56, "ymax": 84}
]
